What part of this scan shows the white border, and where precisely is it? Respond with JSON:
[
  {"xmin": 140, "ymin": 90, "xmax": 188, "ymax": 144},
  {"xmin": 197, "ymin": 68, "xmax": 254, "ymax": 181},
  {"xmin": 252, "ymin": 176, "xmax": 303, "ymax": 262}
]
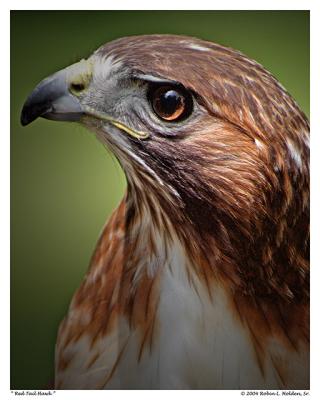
[
  {"xmin": 0, "ymin": 0, "xmax": 315, "ymax": 10},
  {"xmin": 2, "ymin": 1, "xmax": 318, "ymax": 400}
]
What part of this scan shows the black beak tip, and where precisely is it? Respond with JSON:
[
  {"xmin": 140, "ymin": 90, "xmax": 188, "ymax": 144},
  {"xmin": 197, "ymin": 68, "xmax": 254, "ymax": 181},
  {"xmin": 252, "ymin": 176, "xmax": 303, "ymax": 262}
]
[
  {"xmin": 20, "ymin": 98, "xmax": 50, "ymax": 127},
  {"xmin": 20, "ymin": 106, "xmax": 31, "ymax": 126}
]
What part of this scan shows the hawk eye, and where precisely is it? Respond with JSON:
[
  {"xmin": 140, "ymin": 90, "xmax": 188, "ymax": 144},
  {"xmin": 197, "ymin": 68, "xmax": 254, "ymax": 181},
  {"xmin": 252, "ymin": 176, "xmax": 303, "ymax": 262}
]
[{"xmin": 150, "ymin": 85, "xmax": 192, "ymax": 122}]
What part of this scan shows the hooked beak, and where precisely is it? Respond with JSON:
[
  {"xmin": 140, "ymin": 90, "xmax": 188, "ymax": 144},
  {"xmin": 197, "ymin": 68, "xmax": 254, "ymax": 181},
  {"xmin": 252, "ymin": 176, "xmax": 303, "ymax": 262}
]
[
  {"xmin": 20, "ymin": 60, "xmax": 149, "ymax": 140},
  {"xmin": 20, "ymin": 69, "xmax": 84, "ymax": 126}
]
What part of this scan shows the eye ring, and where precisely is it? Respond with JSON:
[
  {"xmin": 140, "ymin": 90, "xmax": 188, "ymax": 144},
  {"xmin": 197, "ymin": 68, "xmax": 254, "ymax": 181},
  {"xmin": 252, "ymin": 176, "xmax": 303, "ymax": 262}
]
[{"xmin": 149, "ymin": 85, "xmax": 193, "ymax": 122}]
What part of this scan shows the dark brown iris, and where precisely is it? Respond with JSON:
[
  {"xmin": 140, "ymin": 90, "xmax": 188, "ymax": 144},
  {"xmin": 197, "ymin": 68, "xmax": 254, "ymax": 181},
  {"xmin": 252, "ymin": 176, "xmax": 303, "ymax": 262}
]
[{"xmin": 151, "ymin": 86, "xmax": 187, "ymax": 121}]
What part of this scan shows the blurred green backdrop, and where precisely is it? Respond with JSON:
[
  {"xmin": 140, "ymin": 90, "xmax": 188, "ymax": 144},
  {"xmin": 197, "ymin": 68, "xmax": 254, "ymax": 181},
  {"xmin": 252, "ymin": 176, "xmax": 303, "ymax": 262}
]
[{"xmin": 11, "ymin": 11, "xmax": 309, "ymax": 389}]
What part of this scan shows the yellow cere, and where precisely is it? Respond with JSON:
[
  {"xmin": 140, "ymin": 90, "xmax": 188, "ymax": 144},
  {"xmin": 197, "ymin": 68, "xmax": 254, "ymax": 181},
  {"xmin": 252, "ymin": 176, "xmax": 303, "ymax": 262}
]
[{"xmin": 66, "ymin": 59, "xmax": 94, "ymax": 96}]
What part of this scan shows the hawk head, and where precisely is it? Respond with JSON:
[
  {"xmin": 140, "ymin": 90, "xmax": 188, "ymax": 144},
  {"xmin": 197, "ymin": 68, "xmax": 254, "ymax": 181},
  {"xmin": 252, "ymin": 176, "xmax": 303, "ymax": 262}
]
[{"xmin": 21, "ymin": 33, "xmax": 309, "ymax": 315}]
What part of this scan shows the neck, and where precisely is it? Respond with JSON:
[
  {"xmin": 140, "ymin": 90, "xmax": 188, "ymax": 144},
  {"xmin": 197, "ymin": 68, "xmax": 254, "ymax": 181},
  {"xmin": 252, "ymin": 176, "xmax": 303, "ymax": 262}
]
[
  {"xmin": 62, "ymin": 178, "xmax": 308, "ymax": 387},
  {"xmin": 123, "ymin": 170, "xmax": 309, "ymax": 348}
]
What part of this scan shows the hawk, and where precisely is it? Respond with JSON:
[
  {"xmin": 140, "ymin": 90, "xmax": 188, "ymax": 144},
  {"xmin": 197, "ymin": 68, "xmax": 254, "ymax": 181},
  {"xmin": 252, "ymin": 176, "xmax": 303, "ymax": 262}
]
[{"xmin": 21, "ymin": 35, "xmax": 309, "ymax": 389}]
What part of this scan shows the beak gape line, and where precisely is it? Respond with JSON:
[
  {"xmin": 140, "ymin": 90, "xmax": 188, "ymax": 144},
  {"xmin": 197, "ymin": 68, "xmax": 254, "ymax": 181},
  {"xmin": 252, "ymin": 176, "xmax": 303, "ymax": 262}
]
[
  {"xmin": 20, "ymin": 66, "xmax": 149, "ymax": 141},
  {"xmin": 82, "ymin": 106, "xmax": 149, "ymax": 140}
]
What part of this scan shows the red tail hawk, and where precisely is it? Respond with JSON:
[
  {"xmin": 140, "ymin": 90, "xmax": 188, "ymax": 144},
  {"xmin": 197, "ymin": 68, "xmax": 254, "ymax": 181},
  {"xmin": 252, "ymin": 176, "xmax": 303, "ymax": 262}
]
[{"xmin": 21, "ymin": 35, "xmax": 309, "ymax": 389}]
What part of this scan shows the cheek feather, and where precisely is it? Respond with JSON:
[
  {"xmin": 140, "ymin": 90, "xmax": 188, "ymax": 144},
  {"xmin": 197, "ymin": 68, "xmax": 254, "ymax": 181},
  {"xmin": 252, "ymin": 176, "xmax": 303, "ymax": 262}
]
[{"xmin": 286, "ymin": 139, "xmax": 303, "ymax": 170}]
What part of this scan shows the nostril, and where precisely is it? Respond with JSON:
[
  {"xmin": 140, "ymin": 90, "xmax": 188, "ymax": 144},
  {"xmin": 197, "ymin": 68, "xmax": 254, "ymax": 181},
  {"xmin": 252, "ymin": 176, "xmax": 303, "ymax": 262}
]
[{"xmin": 70, "ymin": 82, "xmax": 86, "ymax": 94}]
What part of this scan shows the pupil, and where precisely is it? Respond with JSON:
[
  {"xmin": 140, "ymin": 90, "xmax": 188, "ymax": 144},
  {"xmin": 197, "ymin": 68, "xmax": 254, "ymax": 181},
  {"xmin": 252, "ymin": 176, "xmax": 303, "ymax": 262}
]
[{"xmin": 159, "ymin": 90, "xmax": 181, "ymax": 116}]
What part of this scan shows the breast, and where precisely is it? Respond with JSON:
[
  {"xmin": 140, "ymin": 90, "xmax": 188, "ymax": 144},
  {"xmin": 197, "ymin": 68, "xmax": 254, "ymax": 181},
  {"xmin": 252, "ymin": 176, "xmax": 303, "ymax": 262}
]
[
  {"xmin": 55, "ymin": 232, "xmax": 308, "ymax": 389},
  {"xmin": 110, "ymin": 237, "xmax": 308, "ymax": 389}
]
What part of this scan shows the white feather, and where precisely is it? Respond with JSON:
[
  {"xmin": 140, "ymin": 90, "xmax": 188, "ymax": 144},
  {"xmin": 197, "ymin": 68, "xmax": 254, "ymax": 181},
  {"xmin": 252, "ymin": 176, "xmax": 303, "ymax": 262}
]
[{"xmin": 56, "ymin": 233, "xmax": 308, "ymax": 389}]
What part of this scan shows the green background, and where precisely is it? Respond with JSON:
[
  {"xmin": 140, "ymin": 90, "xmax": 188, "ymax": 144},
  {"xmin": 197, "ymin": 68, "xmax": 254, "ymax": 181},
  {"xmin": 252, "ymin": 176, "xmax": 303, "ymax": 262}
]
[{"xmin": 11, "ymin": 11, "xmax": 309, "ymax": 389}]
